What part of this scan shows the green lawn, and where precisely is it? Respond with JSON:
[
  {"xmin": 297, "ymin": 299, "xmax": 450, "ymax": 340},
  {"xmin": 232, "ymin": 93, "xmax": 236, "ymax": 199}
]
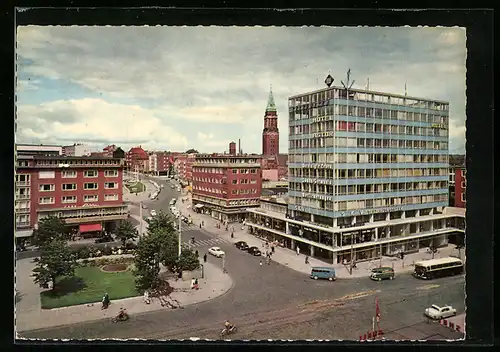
[
  {"xmin": 125, "ymin": 181, "xmax": 145, "ymax": 193},
  {"xmin": 40, "ymin": 266, "xmax": 140, "ymax": 309}
]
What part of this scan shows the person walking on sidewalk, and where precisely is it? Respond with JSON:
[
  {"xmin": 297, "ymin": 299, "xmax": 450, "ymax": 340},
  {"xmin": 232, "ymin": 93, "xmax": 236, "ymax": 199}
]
[
  {"xmin": 305, "ymin": 255, "xmax": 309, "ymax": 264},
  {"xmin": 202, "ymin": 220, "xmax": 204, "ymax": 227},
  {"xmin": 203, "ymin": 253, "xmax": 207, "ymax": 263},
  {"xmin": 296, "ymin": 246, "xmax": 300, "ymax": 256}
]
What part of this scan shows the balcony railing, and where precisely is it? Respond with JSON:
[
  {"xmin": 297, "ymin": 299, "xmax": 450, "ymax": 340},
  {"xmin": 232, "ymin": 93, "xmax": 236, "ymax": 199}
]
[
  {"xmin": 16, "ymin": 194, "xmax": 30, "ymax": 200},
  {"xmin": 15, "ymin": 207, "xmax": 30, "ymax": 213},
  {"xmin": 16, "ymin": 221, "xmax": 31, "ymax": 227},
  {"xmin": 16, "ymin": 181, "xmax": 31, "ymax": 186}
]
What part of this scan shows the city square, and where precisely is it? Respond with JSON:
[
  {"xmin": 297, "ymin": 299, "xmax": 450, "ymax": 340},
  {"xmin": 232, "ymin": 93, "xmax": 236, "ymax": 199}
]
[{"xmin": 15, "ymin": 24, "xmax": 468, "ymax": 341}]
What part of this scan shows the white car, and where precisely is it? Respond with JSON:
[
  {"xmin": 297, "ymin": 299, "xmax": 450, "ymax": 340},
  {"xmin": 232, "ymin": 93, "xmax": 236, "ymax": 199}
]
[
  {"xmin": 424, "ymin": 305, "xmax": 457, "ymax": 320},
  {"xmin": 208, "ymin": 247, "xmax": 225, "ymax": 258},
  {"xmin": 177, "ymin": 187, "xmax": 181, "ymax": 192},
  {"xmin": 150, "ymin": 210, "xmax": 157, "ymax": 217}
]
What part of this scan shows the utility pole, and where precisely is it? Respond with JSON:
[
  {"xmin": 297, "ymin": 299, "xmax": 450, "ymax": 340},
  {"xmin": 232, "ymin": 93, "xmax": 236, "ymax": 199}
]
[
  {"xmin": 139, "ymin": 201, "xmax": 143, "ymax": 237},
  {"xmin": 379, "ymin": 243, "xmax": 382, "ymax": 268},
  {"xmin": 350, "ymin": 233, "xmax": 354, "ymax": 275},
  {"xmin": 178, "ymin": 215, "xmax": 182, "ymax": 258},
  {"xmin": 222, "ymin": 254, "xmax": 226, "ymax": 272}
]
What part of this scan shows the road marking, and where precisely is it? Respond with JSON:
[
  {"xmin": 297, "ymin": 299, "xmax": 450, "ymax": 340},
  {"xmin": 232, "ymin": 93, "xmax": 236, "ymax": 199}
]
[
  {"xmin": 417, "ymin": 284, "xmax": 440, "ymax": 290},
  {"xmin": 339, "ymin": 289, "xmax": 381, "ymax": 301}
]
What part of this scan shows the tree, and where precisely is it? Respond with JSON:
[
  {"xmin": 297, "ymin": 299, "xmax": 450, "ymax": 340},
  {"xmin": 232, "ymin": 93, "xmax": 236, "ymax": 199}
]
[
  {"xmin": 178, "ymin": 247, "xmax": 200, "ymax": 271},
  {"xmin": 185, "ymin": 149, "xmax": 198, "ymax": 154},
  {"xmin": 146, "ymin": 210, "xmax": 175, "ymax": 235},
  {"xmin": 133, "ymin": 233, "xmax": 163, "ymax": 291},
  {"xmin": 32, "ymin": 240, "xmax": 76, "ymax": 291},
  {"xmin": 428, "ymin": 240, "xmax": 439, "ymax": 259},
  {"xmin": 115, "ymin": 219, "xmax": 139, "ymax": 246},
  {"xmin": 32, "ymin": 215, "xmax": 71, "ymax": 248}
]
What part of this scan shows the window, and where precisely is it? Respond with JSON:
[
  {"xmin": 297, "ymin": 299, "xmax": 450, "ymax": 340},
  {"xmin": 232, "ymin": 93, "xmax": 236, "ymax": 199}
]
[
  {"xmin": 240, "ymin": 169, "xmax": 248, "ymax": 174},
  {"xmin": 39, "ymin": 184, "xmax": 55, "ymax": 192},
  {"xmin": 232, "ymin": 169, "xmax": 238, "ymax": 174},
  {"xmin": 105, "ymin": 182, "xmax": 118, "ymax": 189},
  {"xmin": 104, "ymin": 194, "xmax": 119, "ymax": 201},
  {"xmin": 84, "ymin": 194, "xmax": 98, "ymax": 202},
  {"xmin": 250, "ymin": 169, "xmax": 257, "ymax": 174},
  {"xmin": 232, "ymin": 180, "xmax": 237, "ymax": 184},
  {"xmin": 62, "ymin": 183, "xmax": 77, "ymax": 191},
  {"xmin": 39, "ymin": 197, "xmax": 55, "ymax": 204},
  {"xmin": 84, "ymin": 182, "xmax": 98, "ymax": 190},
  {"xmin": 62, "ymin": 170, "xmax": 77, "ymax": 178},
  {"xmin": 104, "ymin": 170, "xmax": 118, "ymax": 177},
  {"xmin": 84, "ymin": 170, "xmax": 98, "ymax": 177},
  {"xmin": 250, "ymin": 179, "xmax": 257, "ymax": 184},
  {"xmin": 39, "ymin": 171, "xmax": 55, "ymax": 179},
  {"xmin": 62, "ymin": 196, "xmax": 77, "ymax": 203}
]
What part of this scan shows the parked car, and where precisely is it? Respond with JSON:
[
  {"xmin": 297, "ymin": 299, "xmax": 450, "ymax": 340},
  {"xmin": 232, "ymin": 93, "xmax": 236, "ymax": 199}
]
[
  {"xmin": 150, "ymin": 210, "xmax": 157, "ymax": 217},
  {"xmin": 310, "ymin": 267, "xmax": 336, "ymax": 281},
  {"xmin": 370, "ymin": 267, "xmax": 395, "ymax": 281},
  {"xmin": 235, "ymin": 241, "xmax": 249, "ymax": 250},
  {"xmin": 208, "ymin": 246, "xmax": 225, "ymax": 258},
  {"xmin": 171, "ymin": 185, "xmax": 175, "ymax": 189},
  {"xmin": 424, "ymin": 305, "xmax": 457, "ymax": 320},
  {"xmin": 95, "ymin": 235, "xmax": 114, "ymax": 244},
  {"xmin": 247, "ymin": 246, "xmax": 262, "ymax": 256},
  {"xmin": 141, "ymin": 203, "xmax": 148, "ymax": 209},
  {"xmin": 177, "ymin": 187, "xmax": 181, "ymax": 192}
]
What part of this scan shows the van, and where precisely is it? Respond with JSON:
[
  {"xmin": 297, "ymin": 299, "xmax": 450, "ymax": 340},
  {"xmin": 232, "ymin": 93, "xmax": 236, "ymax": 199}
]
[
  {"xmin": 370, "ymin": 267, "xmax": 395, "ymax": 281},
  {"xmin": 310, "ymin": 267, "xmax": 336, "ymax": 281}
]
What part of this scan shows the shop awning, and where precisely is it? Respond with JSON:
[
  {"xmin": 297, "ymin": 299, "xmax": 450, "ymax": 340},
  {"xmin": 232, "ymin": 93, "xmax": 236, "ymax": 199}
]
[
  {"xmin": 195, "ymin": 204, "xmax": 204, "ymax": 209},
  {"xmin": 79, "ymin": 223, "xmax": 102, "ymax": 233},
  {"xmin": 15, "ymin": 230, "xmax": 33, "ymax": 238}
]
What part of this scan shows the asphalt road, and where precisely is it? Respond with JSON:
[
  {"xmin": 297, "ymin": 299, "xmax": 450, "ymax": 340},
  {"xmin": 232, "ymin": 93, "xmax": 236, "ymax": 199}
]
[{"xmin": 20, "ymin": 177, "xmax": 466, "ymax": 340}]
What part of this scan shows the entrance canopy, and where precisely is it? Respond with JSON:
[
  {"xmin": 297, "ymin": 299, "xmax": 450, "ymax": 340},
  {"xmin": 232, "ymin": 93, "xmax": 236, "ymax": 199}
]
[
  {"xmin": 15, "ymin": 230, "xmax": 33, "ymax": 238},
  {"xmin": 79, "ymin": 223, "xmax": 102, "ymax": 233},
  {"xmin": 195, "ymin": 204, "xmax": 204, "ymax": 209}
]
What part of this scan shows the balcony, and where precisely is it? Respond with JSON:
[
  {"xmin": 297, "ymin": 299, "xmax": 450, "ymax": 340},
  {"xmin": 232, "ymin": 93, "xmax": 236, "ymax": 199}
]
[
  {"xmin": 16, "ymin": 221, "xmax": 31, "ymax": 227},
  {"xmin": 16, "ymin": 194, "xmax": 30, "ymax": 200},
  {"xmin": 15, "ymin": 207, "xmax": 30, "ymax": 213},
  {"xmin": 16, "ymin": 181, "xmax": 31, "ymax": 186}
]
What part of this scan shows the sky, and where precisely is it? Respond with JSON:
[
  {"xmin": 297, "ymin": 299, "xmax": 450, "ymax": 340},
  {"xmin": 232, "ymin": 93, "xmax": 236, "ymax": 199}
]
[{"xmin": 16, "ymin": 26, "xmax": 467, "ymax": 155}]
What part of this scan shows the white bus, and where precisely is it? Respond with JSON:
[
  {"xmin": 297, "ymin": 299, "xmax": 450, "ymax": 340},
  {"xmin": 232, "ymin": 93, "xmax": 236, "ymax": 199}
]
[{"xmin": 413, "ymin": 257, "xmax": 464, "ymax": 280}]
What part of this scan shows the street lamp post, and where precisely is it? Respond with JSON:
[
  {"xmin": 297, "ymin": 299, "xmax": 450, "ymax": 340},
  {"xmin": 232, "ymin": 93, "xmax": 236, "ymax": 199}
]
[
  {"xmin": 178, "ymin": 215, "xmax": 182, "ymax": 258},
  {"xmin": 139, "ymin": 201, "xmax": 143, "ymax": 237}
]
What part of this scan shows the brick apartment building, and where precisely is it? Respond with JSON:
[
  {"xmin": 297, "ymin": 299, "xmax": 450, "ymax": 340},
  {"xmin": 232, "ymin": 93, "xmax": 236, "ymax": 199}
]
[
  {"xmin": 125, "ymin": 146, "xmax": 149, "ymax": 172},
  {"xmin": 453, "ymin": 168, "xmax": 466, "ymax": 208},
  {"xmin": 147, "ymin": 151, "xmax": 171, "ymax": 176},
  {"xmin": 15, "ymin": 150, "xmax": 128, "ymax": 241},
  {"xmin": 191, "ymin": 153, "xmax": 262, "ymax": 223},
  {"xmin": 174, "ymin": 153, "xmax": 196, "ymax": 185}
]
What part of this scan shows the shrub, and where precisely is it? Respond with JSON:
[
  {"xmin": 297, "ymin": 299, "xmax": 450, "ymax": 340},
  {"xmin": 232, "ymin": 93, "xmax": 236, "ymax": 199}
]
[
  {"xmin": 78, "ymin": 247, "xmax": 91, "ymax": 259},
  {"xmin": 102, "ymin": 246, "xmax": 112, "ymax": 256}
]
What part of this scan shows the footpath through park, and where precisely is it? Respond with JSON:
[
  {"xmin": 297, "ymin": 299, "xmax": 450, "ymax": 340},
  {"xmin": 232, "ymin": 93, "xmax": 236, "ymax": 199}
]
[
  {"xmin": 175, "ymin": 190, "xmax": 463, "ymax": 280},
  {"xmin": 15, "ymin": 254, "xmax": 233, "ymax": 333}
]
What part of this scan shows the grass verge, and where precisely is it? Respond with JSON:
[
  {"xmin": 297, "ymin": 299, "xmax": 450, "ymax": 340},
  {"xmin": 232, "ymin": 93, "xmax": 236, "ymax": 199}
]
[{"xmin": 40, "ymin": 266, "xmax": 139, "ymax": 309}]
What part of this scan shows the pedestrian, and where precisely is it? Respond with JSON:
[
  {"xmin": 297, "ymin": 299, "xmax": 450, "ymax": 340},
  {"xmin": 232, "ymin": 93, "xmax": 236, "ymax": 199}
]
[
  {"xmin": 195, "ymin": 249, "xmax": 199, "ymax": 257},
  {"xmin": 296, "ymin": 246, "xmax": 300, "ymax": 255},
  {"xmin": 305, "ymin": 255, "xmax": 309, "ymax": 264},
  {"xmin": 259, "ymin": 261, "xmax": 263, "ymax": 267},
  {"xmin": 231, "ymin": 232, "xmax": 234, "ymax": 238},
  {"xmin": 200, "ymin": 223, "xmax": 202, "ymax": 229},
  {"xmin": 271, "ymin": 245, "xmax": 275, "ymax": 254},
  {"xmin": 203, "ymin": 253, "xmax": 207, "ymax": 263},
  {"xmin": 202, "ymin": 221, "xmax": 204, "ymax": 227},
  {"xmin": 267, "ymin": 256, "xmax": 271, "ymax": 265}
]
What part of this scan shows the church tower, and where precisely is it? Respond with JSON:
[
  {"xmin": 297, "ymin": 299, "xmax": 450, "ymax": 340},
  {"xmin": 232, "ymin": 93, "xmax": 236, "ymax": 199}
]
[{"xmin": 262, "ymin": 86, "xmax": 279, "ymax": 157}]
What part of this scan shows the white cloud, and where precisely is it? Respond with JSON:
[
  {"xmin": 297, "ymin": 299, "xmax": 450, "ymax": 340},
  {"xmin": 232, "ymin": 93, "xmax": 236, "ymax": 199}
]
[
  {"xmin": 17, "ymin": 98, "xmax": 188, "ymax": 151},
  {"xmin": 15, "ymin": 26, "xmax": 467, "ymax": 154}
]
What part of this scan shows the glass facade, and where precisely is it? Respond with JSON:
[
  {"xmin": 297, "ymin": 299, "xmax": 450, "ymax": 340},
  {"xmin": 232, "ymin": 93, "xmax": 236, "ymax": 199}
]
[{"xmin": 287, "ymin": 87, "xmax": 449, "ymax": 225}]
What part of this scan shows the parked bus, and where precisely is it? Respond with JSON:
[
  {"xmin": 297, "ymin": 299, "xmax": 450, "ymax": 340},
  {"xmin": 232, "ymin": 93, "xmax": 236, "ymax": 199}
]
[{"xmin": 413, "ymin": 257, "xmax": 464, "ymax": 280}]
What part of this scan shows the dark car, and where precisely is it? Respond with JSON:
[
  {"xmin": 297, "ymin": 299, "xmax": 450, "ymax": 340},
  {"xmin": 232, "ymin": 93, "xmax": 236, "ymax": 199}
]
[
  {"xmin": 247, "ymin": 246, "xmax": 262, "ymax": 256},
  {"xmin": 95, "ymin": 235, "xmax": 114, "ymax": 244},
  {"xmin": 235, "ymin": 241, "xmax": 249, "ymax": 250},
  {"xmin": 370, "ymin": 267, "xmax": 395, "ymax": 281}
]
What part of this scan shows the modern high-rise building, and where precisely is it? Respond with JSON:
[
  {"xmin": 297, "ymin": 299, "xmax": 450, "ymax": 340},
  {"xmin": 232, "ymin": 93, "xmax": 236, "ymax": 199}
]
[{"xmin": 245, "ymin": 79, "xmax": 465, "ymax": 264}]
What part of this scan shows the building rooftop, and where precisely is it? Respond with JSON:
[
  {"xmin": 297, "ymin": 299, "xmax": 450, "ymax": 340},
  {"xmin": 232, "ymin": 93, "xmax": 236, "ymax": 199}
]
[{"xmin": 288, "ymin": 84, "xmax": 449, "ymax": 104}]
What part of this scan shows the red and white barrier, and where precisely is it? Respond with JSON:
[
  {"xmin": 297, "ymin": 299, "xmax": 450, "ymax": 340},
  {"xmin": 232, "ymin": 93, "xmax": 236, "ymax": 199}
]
[{"xmin": 359, "ymin": 330, "xmax": 383, "ymax": 341}]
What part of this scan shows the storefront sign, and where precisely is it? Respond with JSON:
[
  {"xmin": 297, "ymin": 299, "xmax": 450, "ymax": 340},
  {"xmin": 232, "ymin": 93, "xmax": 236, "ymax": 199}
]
[
  {"xmin": 301, "ymin": 192, "xmax": 334, "ymax": 201},
  {"xmin": 299, "ymin": 163, "xmax": 334, "ymax": 169},
  {"xmin": 431, "ymin": 124, "xmax": 446, "ymax": 129},
  {"xmin": 312, "ymin": 131, "xmax": 335, "ymax": 138}
]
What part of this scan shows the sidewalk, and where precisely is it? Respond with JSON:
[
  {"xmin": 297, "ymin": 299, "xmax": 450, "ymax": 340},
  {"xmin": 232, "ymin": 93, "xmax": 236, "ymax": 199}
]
[
  {"xmin": 15, "ymin": 256, "xmax": 233, "ymax": 332},
  {"xmin": 176, "ymin": 194, "xmax": 464, "ymax": 279}
]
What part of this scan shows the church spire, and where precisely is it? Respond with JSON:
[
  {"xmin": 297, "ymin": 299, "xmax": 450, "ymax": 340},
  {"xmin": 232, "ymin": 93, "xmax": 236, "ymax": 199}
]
[{"xmin": 265, "ymin": 84, "xmax": 277, "ymax": 113}]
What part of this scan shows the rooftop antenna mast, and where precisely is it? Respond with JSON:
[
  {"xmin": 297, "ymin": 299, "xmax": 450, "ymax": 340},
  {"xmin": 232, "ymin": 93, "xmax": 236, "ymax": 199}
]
[{"xmin": 341, "ymin": 68, "xmax": 355, "ymax": 91}]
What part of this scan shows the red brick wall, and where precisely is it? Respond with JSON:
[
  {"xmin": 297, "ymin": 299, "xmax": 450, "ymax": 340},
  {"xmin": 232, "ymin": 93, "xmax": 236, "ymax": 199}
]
[{"xmin": 454, "ymin": 168, "xmax": 466, "ymax": 208}]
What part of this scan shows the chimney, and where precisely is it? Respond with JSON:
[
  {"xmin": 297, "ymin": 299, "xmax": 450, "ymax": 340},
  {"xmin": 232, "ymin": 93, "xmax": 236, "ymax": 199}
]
[{"xmin": 238, "ymin": 139, "xmax": 241, "ymax": 155}]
